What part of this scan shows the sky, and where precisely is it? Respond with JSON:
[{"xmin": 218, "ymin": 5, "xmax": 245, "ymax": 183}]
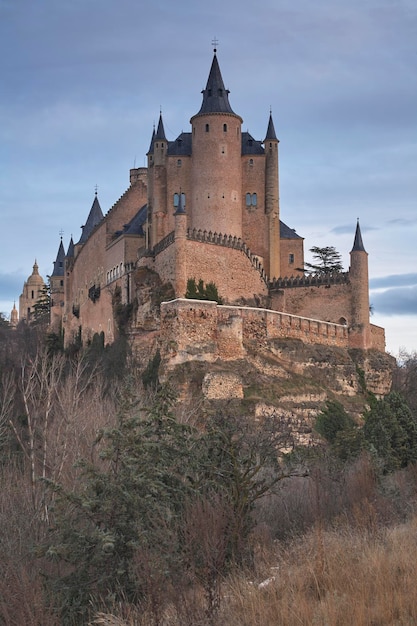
[{"xmin": 1, "ymin": 0, "xmax": 416, "ymax": 357}]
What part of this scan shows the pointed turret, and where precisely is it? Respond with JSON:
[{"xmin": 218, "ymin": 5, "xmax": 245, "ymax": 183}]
[
  {"xmin": 155, "ymin": 113, "xmax": 167, "ymax": 141},
  {"xmin": 147, "ymin": 126, "xmax": 156, "ymax": 155},
  {"xmin": 194, "ymin": 50, "xmax": 237, "ymax": 116},
  {"xmin": 77, "ymin": 192, "xmax": 103, "ymax": 245},
  {"xmin": 264, "ymin": 111, "xmax": 280, "ymax": 279},
  {"xmin": 190, "ymin": 50, "xmax": 243, "ymax": 238},
  {"xmin": 10, "ymin": 302, "xmax": 18, "ymax": 328},
  {"xmin": 351, "ymin": 219, "xmax": 366, "ymax": 252},
  {"xmin": 66, "ymin": 236, "xmax": 74, "ymax": 258},
  {"xmin": 265, "ymin": 111, "xmax": 278, "ymax": 142},
  {"xmin": 349, "ymin": 219, "xmax": 371, "ymax": 349},
  {"xmin": 51, "ymin": 238, "xmax": 65, "ymax": 276}
]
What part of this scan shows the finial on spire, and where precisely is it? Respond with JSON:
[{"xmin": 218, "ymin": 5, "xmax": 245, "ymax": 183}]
[
  {"xmin": 59, "ymin": 228, "xmax": 64, "ymax": 240},
  {"xmin": 94, "ymin": 184, "xmax": 98, "ymax": 196},
  {"xmin": 211, "ymin": 37, "xmax": 219, "ymax": 53}
]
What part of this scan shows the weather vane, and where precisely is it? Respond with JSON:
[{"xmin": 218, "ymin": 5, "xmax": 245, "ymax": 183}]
[{"xmin": 211, "ymin": 37, "xmax": 219, "ymax": 52}]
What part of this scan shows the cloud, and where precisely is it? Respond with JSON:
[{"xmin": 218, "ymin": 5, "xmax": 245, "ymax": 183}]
[
  {"xmin": 370, "ymin": 274, "xmax": 417, "ymax": 290},
  {"xmin": 371, "ymin": 285, "xmax": 417, "ymax": 316}
]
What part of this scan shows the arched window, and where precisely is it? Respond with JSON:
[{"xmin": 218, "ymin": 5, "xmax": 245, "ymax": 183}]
[
  {"xmin": 249, "ymin": 158, "xmax": 254, "ymax": 166},
  {"xmin": 223, "ymin": 123, "xmax": 227, "ymax": 132},
  {"xmin": 251, "ymin": 193, "xmax": 257, "ymax": 207},
  {"xmin": 173, "ymin": 192, "xmax": 186, "ymax": 207},
  {"xmin": 246, "ymin": 193, "xmax": 251, "ymax": 207},
  {"xmin": 177, "ymin": 159, "xmax": 182, "ymax": 167},
  {"xmin": 205, "ymin": 123, "xmax": 209, "ymax": 132}
]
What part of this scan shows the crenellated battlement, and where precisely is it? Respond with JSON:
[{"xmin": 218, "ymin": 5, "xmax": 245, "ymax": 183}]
[{"xmin": 270, "ymin": 272, "xmax": 350, "ymax": 290}]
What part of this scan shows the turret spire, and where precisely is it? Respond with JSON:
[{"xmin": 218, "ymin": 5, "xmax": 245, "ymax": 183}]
[
  {"xmin": 155, "ymin": 112, "xmax": 167, "ymax": 141},
  {"xmin": 265, "ymin": 111, "xmax": 278, "ymax": 142},
  {"xmin": 194, "ymin": 51, "xmax": 237, "ymax": 116},
  {"xmin": 351, "ymin": 219, "xmax": 366, "ymax": 252}
]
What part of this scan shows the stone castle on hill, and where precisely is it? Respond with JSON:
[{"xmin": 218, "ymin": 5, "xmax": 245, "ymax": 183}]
[{"xmin": 18, "ymin": 50, "xmax": 386, "ymax": 355}]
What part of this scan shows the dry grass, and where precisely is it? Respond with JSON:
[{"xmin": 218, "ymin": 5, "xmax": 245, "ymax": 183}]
[{"xmin": 222, "ymin": 515, "xmax": 417, "ymax": 626}]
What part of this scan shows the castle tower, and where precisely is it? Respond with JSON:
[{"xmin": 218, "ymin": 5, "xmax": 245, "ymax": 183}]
[
  {"xmin": 190, "ymin": 50, "xmax": 243, "ymax": 237},
  {"xmin": 10, "ymin": 302, "xmax": 18, "ymax": 328},
  {"xmin": 174, "ymin": 192, "xmax": 188, "ymax": 297},
  {"xmin": 19, "ymin": 260, "xmax": 45, "ymax": 323},
  {"xmin": 75, "ymin": 191, "xmax": 103, "ymax": 255},
  {"xmin": 50, "ymin": 237, "xmax": 66, "ymax": 332},
  {"xmin": 148, "ymin": 114, "xmax": 168, "ymax": 245},
  {"xmin": 349, "ymin": 220, "xmax": 371, "ymax": 349},
  {"xmin": 264, "ymin": 112, "xmax": 280, "ymax": 279}
]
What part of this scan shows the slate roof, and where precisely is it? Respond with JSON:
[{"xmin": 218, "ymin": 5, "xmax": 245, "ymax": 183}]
[
  {"xmin": 51, "ymin": 239, "xmax": 66, "ymax": 276},
  {"xmin": 194, "ymin": 51, "xmax": 237, "ymax": 117},
  {"xmin": 113, "ymin": 204, "xmax": 147, "ymax": 239},
  {"xmin": 167, "ymin": 132, "xmax": 192, "ymax": 156},
  {"xmin": 77, "ymin": 194, "xmax": 104, "ymax": 245},
  {"xmin": 351, "ymin": 220, "xmax": 366, "ymax": 252},
  {"xmin": 280, "ymin": 221, "xmax": 303, "ymax": 239},
  {"xmin": 265, "ymin": 113, "xmax": 278, "ymax": 141},
  {"xmin": 242, "ymin": 132, "xmax": 265, "ymax": 155},
  {"xmin": 66, "ymin": 237, "xmax": 74, "ymax": 258}
]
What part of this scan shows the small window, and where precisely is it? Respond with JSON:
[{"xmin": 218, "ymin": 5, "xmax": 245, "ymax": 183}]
[
  {"xmin": 205, "ymin": 123, "xmax": 209, "ymax": 132},
  {"xmin": 249, "ymin": 158, "xmax": 254, "ymax": 166},
  {"xmin": 289, "ymin": 253, "xmax": 294, "ymax": 264},
  {"xmin": 173, "ymin": 193, "xmax": 179, "ymax": 207},
  {"xmin": 246, "ymin": 193, "xmax": 251, "ymax": 207},
  {"xmin": 251, "ymin": 193, "xmax": 257, "ymax": 207},
  {"xmin": 223, "ymin": 123, "xmax": 227, "ymax": 132},
  {"xmin": 177, "ymin": 159, "xmax": 182, "ymax": 166},
  {"xmin": 31, "ymin": 290, "xmax": 34, "ymax": 299},
  {"xmin": 60, "ymin": 279, "xmax": 64, "ymax": 286}
]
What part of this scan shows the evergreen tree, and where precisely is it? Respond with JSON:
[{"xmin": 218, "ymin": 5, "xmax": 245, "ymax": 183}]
[
  {"xmin": 33, "ymin": 282, "xmax": 51, "ymax": 325},
  {"xmin": 300, "ymin": 246, "xmax": 344, "ymax": 276}
]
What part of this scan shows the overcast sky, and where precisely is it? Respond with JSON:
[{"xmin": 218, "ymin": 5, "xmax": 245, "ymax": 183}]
[{"xmin": 1, "ymin": 0, "xmax": 416, "ymax": 356}]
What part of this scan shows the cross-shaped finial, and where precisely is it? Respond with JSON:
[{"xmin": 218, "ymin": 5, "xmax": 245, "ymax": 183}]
[
  {"xmin": 59, "ymin": 228, "xmax": 64, "ymax": 239},
  {"xmin": 211, "ymin": 37, "xmax": 219, "ymax": 52},
  {"xmin": 95, "ymin": 184, "xmax": 98, "ymax": 196}
]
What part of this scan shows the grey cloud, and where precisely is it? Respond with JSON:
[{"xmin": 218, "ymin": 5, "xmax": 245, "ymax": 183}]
[
  {"xmin": 371, "ymin": 285, "xmax": 417, "ymax": 316},
  {"xmin": 370, "ymin": 274, "xmax": 417, "ymax": 290}
]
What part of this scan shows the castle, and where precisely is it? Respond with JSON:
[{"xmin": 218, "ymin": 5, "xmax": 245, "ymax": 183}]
[{"xmin": 18, "ymin": 50, "xmax": 385, "ymax": 354}]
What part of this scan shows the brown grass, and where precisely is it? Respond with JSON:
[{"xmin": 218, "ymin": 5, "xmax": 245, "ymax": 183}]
[{"xmin": 222, "ymin": 516, "xmax": 417, "ymax": 626}]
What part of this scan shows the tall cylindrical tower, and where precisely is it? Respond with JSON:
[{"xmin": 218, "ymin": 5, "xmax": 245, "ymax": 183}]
[
  {"xmin": 349, "ymin": 220, "xmax": 371, "ymax": 349},
  {"xmin": 264, "ymin": 113, "xmax": 280, "ymax": 279},
  {"xmin": 190, "ymin": 51, "xmax": 243, "ymax": 237}
]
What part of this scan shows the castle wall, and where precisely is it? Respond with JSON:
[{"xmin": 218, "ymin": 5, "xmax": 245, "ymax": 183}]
[
  {"xmin": 271, "ymin": 282, "xmax": 354, "ymax": 325},
  {"xmin": 160, "ymin": 299, "xmax": 349, "ymax": 365}
]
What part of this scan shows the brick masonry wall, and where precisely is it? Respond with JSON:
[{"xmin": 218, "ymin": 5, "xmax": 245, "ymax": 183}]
[{"xmin": 160, "ymin": 299, "xmax": 349, "ymax": 366}]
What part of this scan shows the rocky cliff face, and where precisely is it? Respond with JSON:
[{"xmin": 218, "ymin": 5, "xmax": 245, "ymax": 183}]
[{"xmin": 157, "ymin": 336, "xmax": 396, "ymax": 447}]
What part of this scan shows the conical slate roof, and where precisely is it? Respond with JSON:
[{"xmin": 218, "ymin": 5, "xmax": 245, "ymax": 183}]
[
  {"xmin": 66, "ymin": 236, "xmax": 74, "ymax": 258},
  {"xmin": 194, "ymin": 51, "xmax": 238, "ymax": 117},
  {"xmin": 351, "ymin": 220, "xmax": 366, "ymax": 252},
  {"xmin": 51, "ymin": 239, "xmax": 65, "ymax": 276},
  {"xmin": 154, "ymin": 113, "xmax": 167, "ymax": 141},
  {"xmin": 265, "ymin": 112, "xmax": 278, "ymax": 141},
  {"xmin": 77, "ymin": 193, "xmax": 103, "ymax": 245}
]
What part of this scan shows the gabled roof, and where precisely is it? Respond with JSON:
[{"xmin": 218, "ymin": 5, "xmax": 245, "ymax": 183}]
[
  {"xmin": 242, "ymin": 132, "xmax": 264, "ymax": 155},
  {"xmin": 51, "ymin": 239, "xmax": 65, "ymax": 276},
  {"xmin": 280, "ymin": 221, "xmax": 303, "ymax": 239},
  {"xmin": 193, "ymin": 51, "xmax": 238, "ymax": 117},
  {"xmin": 77, "ymin": 193, "xmax": 104, "ymax": 245},
  {"xmin": 351, "ymin": 219, "xmax": 366, "ymax": 252}
]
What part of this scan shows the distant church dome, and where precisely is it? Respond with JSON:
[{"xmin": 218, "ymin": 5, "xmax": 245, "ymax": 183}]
[{"xmin": 26, "ymin": 260, "xmax": 45, "ymax": 287}]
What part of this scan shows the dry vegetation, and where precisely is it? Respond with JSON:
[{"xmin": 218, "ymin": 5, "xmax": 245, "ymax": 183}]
[{"xmin": 1, "ymin": 323, "xmax": 417, "ymax": 625}]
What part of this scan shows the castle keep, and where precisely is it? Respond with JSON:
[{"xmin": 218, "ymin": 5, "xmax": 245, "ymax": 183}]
[{"xmin": 27, "ymin": 50, "xmax": 385, "ymax": 353}]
